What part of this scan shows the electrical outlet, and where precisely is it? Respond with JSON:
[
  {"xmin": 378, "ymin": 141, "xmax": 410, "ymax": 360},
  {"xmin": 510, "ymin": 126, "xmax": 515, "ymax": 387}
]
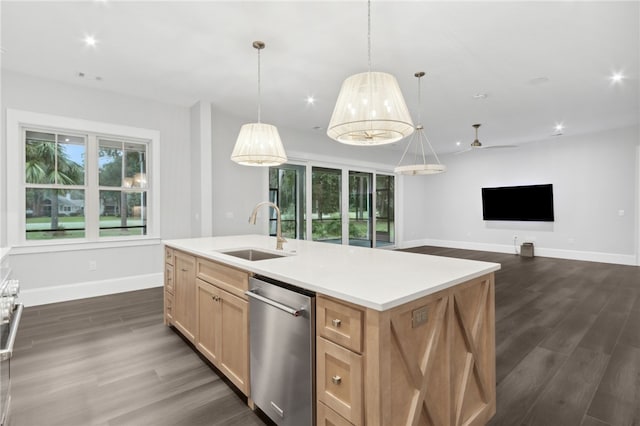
[
  {"xmin": 412, "ymin": 306, "xmax": 428, "ymax": 328},
  {"xmin": 89, "ymin": 261, "xmax": 97, "ymax": 271}
]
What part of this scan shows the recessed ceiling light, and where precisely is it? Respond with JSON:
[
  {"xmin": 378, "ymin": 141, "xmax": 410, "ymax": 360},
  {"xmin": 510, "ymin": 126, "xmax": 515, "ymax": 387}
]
[
  {"xmin": 456, "ymin": 141, "xmax": 461, "ymax": 146},
  {"xmin": 472, "ymin": 93, "xmax": 488, "ymax": 100},
  {"xmin": 84, "ymin": 35, "xmax": 97, "ymax": 47},
  {"xmin": 306, "ymin": 96, "xmax": 315, "ymax": 105},
  {"xmin": 610, "ymin": 71, "xmax": 624, "ymax": 83},
  {"xmin": 552, "ymin": 122, "xmax": 564, "ymax": 136}
]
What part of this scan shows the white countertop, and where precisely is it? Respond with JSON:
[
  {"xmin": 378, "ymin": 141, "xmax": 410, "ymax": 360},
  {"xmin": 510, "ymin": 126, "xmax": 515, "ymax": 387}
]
[{"xmin": 164, "ymin": 235, "xmax": 501, "ymax": 311}]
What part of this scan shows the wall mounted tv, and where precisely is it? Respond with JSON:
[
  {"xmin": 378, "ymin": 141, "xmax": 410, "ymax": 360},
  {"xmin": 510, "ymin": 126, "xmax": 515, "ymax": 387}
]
[{"xmin": 481, "ymin": 184, "xmax": 555, "ymax": 222}]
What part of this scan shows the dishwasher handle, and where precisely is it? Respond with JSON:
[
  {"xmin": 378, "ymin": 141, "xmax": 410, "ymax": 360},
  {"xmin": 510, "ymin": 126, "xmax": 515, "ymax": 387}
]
[
  {"xmin": 0, "ymin": 303, "xmax": 24, "ymax": 361},
  {"xmin": 245, "ymin": 290, "xmax": 304, "ymax": 317}
]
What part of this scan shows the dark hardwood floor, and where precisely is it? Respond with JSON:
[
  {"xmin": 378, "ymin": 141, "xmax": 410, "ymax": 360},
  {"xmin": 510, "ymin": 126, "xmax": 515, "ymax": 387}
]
[
  {"xmin": 9, "ymin": 247, "xmax": 640, "ymax": 425},
  {"xmin": 403, "ymin": 246, "xmax": 640, "ymax": 426}
]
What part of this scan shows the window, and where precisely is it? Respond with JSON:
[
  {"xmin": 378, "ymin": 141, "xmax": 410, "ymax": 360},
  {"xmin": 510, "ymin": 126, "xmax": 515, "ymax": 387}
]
[
  {"xmin": 25, "ymin": 130, "xmax": 86, "ymax": 240},
  {"xmin": 98, "ymin": 139, "xmax": 148, "ymax": 237},
  {"xmin": 8, "ymin": 109, "xmax": 160, "ymax": 246}
]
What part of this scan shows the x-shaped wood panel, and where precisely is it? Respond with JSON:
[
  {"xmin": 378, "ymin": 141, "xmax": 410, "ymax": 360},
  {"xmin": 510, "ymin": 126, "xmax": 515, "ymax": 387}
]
[
  {"xmin": 390, "ymin": 297, "xmax": 447, "ymax": 426},
  {"xmin": 452, "ymin": 280, "xmax": 490, "ymax": 426}
]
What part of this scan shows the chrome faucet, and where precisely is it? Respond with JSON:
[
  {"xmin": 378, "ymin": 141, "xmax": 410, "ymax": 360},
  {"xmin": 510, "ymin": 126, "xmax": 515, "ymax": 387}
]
[{"xmin": 249, "ymin": 201, "xmax": 287, "ymax": 250}]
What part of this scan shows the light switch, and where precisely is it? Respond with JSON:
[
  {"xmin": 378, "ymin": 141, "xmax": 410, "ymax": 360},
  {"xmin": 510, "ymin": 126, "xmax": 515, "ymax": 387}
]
[{"xmin": 618, "ymin": 210, "xmax": 625, "ymax": 216}]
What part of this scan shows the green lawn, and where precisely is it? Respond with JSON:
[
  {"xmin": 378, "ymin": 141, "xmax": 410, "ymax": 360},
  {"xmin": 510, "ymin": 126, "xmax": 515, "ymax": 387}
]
[{"xmin": 26, "ymin": 216, "xmax": 145, "ymax": 240}]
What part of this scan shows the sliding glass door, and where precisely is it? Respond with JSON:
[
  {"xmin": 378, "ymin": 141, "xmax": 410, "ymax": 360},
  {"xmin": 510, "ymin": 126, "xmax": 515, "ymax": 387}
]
[
  {"xmin": 269, "ymin": 165, "xmax": 306, "ymax": 239},
  {"xmin": 348, "ymin": 171, "xmax": 373, "ymax": 247},
  {"xmin": 311, "ymin": 167, "xmax": 342, "ymax": 244},
  {"xmin": 270, "ymin": 164, "xmax": 395, "ymax": 248},
  {"xmin": 376, "ymin": 174, "xmax": 394, "ymax": 247}
]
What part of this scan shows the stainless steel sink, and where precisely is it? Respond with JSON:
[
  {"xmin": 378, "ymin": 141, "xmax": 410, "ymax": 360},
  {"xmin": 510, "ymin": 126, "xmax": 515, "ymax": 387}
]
[{"xmin": 220, "ymin": 249, "xmax": 287, "ymax": 261}]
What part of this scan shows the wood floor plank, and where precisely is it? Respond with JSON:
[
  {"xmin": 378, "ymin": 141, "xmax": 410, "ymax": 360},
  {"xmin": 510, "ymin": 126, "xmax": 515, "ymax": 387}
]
[
  {"xmin": 488, "ymin": 346, "xmax": 567, "ymax": 426},
  {"xmin": 580, "ymin": 415, "xmax": 611, "ymax": 426},
  {"xmin": 538, "ymin": 307, "xmax": 598, "ymax": 355},
  {"xmin": 520, "ymin": 347, "xmax": 609, "ymax": 426},
  {"xmin": 586, "ymin": 343, "xmax": 640, "ymax": 425}
]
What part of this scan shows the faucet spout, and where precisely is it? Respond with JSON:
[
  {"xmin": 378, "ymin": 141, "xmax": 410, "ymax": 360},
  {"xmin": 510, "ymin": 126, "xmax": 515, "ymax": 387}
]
[{"xmin": 249, "ymin": 201, "xmax": 287, "ymax": 250}]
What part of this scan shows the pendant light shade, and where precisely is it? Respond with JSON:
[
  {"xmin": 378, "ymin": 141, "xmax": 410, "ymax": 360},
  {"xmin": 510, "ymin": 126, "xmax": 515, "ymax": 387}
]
[
  {"xmin": 327, "ymin": 0, "xmax": 414, "ymax": 146},
  {"xmin": 231, "ymin": 41, "xmax": 287, "ymax": 167},
  {"xmin": 231, "ymin": 123, "xmax": 286, "ymax": 166},
  {"xmin": 394, "ymin": 72, "xmax": 446, "ymax": 175},
  {"xmin": 327, "ymin": 71, "xmax": 415, "ymax": 145}
]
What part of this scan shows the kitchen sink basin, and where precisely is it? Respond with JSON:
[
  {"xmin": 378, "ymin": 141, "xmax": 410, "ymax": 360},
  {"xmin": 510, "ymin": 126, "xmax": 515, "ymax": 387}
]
[{"xmin": 220, "ymin": 249, "xmax": 288, "ymax": 261}]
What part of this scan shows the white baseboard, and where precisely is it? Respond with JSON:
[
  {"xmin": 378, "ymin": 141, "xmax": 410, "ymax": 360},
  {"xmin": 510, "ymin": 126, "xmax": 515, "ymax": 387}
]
[
  {"xmin": 19, "ymin": 273, "xmax": 163, "ymax": 307},
  {"xmin": 399, "ymin": 239, "xmax": 637, "ymax": 266}
]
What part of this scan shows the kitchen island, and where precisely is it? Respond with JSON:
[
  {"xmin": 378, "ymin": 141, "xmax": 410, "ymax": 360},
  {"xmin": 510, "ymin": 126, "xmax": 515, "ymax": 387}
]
[{"xmin": 163, "ymin": 235, "xmax": 500, "ymax": 426}]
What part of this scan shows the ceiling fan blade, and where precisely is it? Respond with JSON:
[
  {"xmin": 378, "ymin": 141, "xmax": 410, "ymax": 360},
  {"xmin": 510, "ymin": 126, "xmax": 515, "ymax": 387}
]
[
  {"xmin": 477, "ymin": 144, "xmax": 518, "ymax": 149},
  {"xmin": 453, "ymin": 148, "xmax": 473, "ymax": 155}
]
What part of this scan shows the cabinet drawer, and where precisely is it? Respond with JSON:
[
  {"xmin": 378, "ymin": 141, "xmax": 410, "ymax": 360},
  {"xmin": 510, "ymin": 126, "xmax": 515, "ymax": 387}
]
[
  {"xmin": 317, "ymin": 402, "xmax": 354, "ymax": 426},
  {"xmin": 165, "ymin": 247, "xmax": 174, "ymax": 266},
  {"xmin": 317, "ymin": 296, "xmax": 364, "ymax": 353},
  {"xmin": 164, "ymin": 291, "xmax": 174, "ymax": 324},
  {"xmin": 196, "ymin": 258, "xmax": 248, "ymax": 300},
  {"xmin": 317, "ymin": 337, "xmax": 363, "ymax": 425},
  {"xmin": 165, "ymin": 264, "xmax": 175, "ymax": 295}
]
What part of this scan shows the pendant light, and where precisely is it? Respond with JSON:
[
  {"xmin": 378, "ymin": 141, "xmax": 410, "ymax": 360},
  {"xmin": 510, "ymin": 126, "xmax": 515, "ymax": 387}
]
[
  {"xmin": 231, "ymin": 41, "xmax": 287, "ymax": 166},
  {"xmin": 394, "ymin": 72, "xmax": 446, "ymax": 175},
  {"xmin": 327, "ymin": 0, "xmax": 414, "ymax": 145}
]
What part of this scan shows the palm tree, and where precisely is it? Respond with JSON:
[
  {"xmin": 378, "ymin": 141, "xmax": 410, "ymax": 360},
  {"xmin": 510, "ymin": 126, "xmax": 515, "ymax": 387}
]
[{"xmin": 25, "ymin": 135, "xmax": 84, "ymax": 230}]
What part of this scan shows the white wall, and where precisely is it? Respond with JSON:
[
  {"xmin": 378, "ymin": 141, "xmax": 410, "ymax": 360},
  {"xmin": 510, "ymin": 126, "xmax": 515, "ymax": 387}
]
[
  {"xmin": 409, "ymin": 125, "xmax": 639, "ymax": 265},
  {"xmin": 1, "ymin": 70, "xmax": 192, "ymax": 305}
]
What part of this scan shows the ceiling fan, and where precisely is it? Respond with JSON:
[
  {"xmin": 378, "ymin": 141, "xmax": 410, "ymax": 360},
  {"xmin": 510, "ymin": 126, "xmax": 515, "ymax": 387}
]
[{"xmin": 455, "ymin": 124, "xmax": 516, "ymax": 154}]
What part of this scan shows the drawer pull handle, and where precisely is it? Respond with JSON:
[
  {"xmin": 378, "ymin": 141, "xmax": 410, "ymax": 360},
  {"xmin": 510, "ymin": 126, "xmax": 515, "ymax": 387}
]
[
  {"xmin": 332, "ymin": 319, "xmax": 342, "ymax": 327},
  {"xmin": 331, "ymin": 375, "xmax": 342, "ymax": 385},
  {"xmin": 181, "ymin": 268, "xmax": 188, "ymax": 272}
]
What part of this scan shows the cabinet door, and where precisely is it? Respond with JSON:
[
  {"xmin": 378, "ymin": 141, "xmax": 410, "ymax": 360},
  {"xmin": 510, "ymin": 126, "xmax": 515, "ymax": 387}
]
[
  {"xmin": 173, "ymin": 251, "xmax": 197, "ymax": 342},
  {"xmin": 218, "ymin": 290, "xmax": 249, "ymax": 395},
  {"xmin": 196, "ymin": 279, "xmax": 220, "ymax": 365}
]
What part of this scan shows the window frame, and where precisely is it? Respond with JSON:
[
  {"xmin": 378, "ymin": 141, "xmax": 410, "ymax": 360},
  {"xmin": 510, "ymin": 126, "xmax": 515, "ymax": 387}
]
[{"xmin": 7, "ymin": 109, "xmax": 161, "ymax": 249}]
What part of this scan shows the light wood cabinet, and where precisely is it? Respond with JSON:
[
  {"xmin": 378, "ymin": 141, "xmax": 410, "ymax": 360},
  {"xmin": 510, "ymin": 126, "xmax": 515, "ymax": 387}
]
[
  {"xmin": 318, "ymin": 273, "xmax": 495, "ymax": 426},
  {"xmin": 317, "ymin": 402, "xmax": 354, "ymax": 426},
  {"xmin": 317, "ymin": 296, "xmax": 365, "ymax": 426},
  {"xmin": 164, "ymin": 248, "xmax": 175, "ymax": 326},
  {"xmin": 165, "ymin": 248, "xmax": 250, "ymax": 397},
  {"xmin": 317, "ymin": 336, "xmax": 363, "ymax": 425},
  {"xmin": 195, "ymin": 277, "xmax": 249, "ymax": 394},
  {"xmin": 217, "ymin": 286, "xmax": 249, "ymax": 393},
  {"xmin": 173, "ymin": 251, "xmax": 197, "ymax": 342},
  {"xmin": 196, "ymin": 279, "xmax": 220, "ymax": 365}
]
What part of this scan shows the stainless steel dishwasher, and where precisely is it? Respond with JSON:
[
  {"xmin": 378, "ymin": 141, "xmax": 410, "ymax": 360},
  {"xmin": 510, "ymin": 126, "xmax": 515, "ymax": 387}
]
[{"xmin": 246, "ymin": 275, "xmax": 315, "ymax": 426}]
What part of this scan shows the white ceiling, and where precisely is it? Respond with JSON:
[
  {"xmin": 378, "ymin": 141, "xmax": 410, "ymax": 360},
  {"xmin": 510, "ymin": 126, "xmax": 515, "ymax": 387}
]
[{"xmin": 1, "ymin": 1, "xmax": 638, "ymax": 154}]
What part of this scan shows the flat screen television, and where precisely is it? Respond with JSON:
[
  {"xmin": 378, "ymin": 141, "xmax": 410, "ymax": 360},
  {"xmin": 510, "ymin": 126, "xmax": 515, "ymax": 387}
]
[{"xmin": 481, "ymin": 184, "xmax": 554, "ymax": 222}]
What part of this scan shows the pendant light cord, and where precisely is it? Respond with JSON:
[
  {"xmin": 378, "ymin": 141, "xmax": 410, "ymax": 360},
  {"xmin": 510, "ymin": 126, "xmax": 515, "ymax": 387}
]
[
  {"xmin": 367, "ymin": 0, "xmax": 371, "ymax": 72},
  {"xmin": 257, "ymin": 46, "xmax": 261, "ymax": 123}
]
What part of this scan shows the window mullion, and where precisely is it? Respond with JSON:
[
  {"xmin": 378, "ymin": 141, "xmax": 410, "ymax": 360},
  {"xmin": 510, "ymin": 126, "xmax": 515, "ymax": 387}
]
[{"xmin": 85, "ymin": 135, "xmax": 99, "ymax": 241}]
